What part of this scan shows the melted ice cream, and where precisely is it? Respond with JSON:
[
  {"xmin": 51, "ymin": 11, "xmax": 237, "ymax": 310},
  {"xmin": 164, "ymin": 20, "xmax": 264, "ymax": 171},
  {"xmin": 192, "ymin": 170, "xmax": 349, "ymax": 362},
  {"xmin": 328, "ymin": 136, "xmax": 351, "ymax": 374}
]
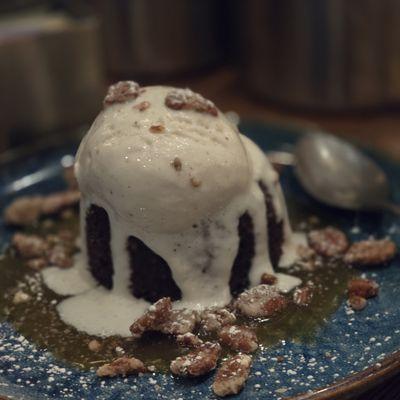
[{"xmin": 43, "ymin": 85, "xmax": 302, "ymax": 337}]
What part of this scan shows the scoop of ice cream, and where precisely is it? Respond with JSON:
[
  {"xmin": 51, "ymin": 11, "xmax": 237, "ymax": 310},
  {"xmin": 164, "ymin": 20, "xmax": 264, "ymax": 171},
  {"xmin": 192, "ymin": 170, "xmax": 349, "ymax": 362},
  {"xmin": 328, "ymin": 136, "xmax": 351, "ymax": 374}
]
[{"xmin": 75, "ymin": 83, "xmax": 250, "ymax": 233}]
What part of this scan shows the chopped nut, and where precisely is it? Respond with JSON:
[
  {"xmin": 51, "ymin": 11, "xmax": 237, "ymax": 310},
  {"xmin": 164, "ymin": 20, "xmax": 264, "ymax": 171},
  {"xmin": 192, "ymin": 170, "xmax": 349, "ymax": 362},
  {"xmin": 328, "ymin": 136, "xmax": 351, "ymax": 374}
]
[
  {"xmin": 156, "ymin": 309, "xmax": 198, "ymax": 336},
  {"xmin": 260, "ymin": 273, "xmax": 277, "ymax": 285},
  {"xmin": 25, "ymin": 258, "xmax": 47, "ymax": 271},
  {"xmin": 308, "ymin": 227, "xmax": 349, "ymax": 257},
  {"xmin": 199, "ymin": 307, "xmax": 236, "ymax": 333},
  {"xmin": 4, "ymin": 196, "xmax": 43, "ymax": 226},
  {"xmin": 297, "ymin": 245, "xmax": 316, "ymax": 261},
  {"xmin": 149, "ymin": 124, "xmax": 165, "ymax": 133},
  {"xmin": 47, "ymin": 244, "xmax": 73, "ymax": 268},
  {"xmin": 218, "ymin": 325, "xmax": 258, "ymax": 353},
  {"xmin": 13, "ymin": 290, "xmax": 31, "ymax": 304},
  {"xmin": 165, "ymin": 88, "xmax": 218, "ymax": 117},
  {"xmin": 176, "ymin": 332, "xmax": 203, "ymax": 348},
  {"xmin": 348, "ymin": 296, "xmax": 367, "ymax": 311},
  {"xmin": 190, "ymin": 177, "xmax": 202, "ymax": 188},
  {"xmin": 4, "ymin": 191, "xmax": 79, "ymax": 226},
  {"xmin": 96, "ymin": 356, "xmax": 147, "ymax": 377},
  {"xmin": 129, "ymin": 297, "xmax": 172, "ymax": 339},
  {"xmin": 212, "ymin": 354, "xmax": 252, "ymax": 397},
  {"xmin": 344, "ymin": 239, "xmax": 397, "ymax": 266},
  {"xmin": 41, "ymin": 191, "xmax": 80, "ymax": 215},
  {"xmin": 63, "ymin": 165, "xmax": 78, "ymax": 190},
  {"xmin": 170, "ymin": 342, "xmax": 221, "ymax": 377},
  {"xmin": 104, "ymin": 81, "xmax": 140, "ymax": 107},
  {"xmin": 234, "ymin": 285, "xmax": 288, "ymax": 318},
  {"xmin": 12, "ymin": 233, "xmax": 49, "ymax": 259},
  {"xmin": 293, "ymin": 286, "xmax": 313, "ymax": 306},
  {"xmin": 276, "ymin": 355, "xmax": 284, "ymax": 363},
  {"xmin": 348, "ymin": 278, "xmax": 379, "ymax": 299},
  {"xmin": 88, "ymin": 339, "xmax": 102, "ymax": 352},
  {"xmin": 171, "ymin": 157, "xmax": 182, "ymax": 171},
  {"xmin": 61, "ymin": 209, "xmax": 75, "ymax": 220},
  {"xmin": 133, "ymin": 101, "xmax": 150, "ymax": 111}
]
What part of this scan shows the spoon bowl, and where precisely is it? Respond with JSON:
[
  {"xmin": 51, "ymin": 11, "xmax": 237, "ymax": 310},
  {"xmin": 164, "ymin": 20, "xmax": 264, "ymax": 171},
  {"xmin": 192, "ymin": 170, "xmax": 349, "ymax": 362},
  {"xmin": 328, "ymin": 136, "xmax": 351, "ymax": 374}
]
[{"xmin": 294, "ymin": 132, "xmax": 397, "ymax": 213}]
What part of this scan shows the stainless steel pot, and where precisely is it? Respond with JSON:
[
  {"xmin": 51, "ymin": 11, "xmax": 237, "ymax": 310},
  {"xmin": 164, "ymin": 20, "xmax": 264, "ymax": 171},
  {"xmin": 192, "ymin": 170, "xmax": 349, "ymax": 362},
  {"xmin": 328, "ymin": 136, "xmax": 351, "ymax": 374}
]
[
  {"xmin": 93, "ymin": 0, "xmax": 222, "ymax": 78},
  {"xmin": 239, "ymin": 0, "xmax": 400, "ymax": 109}
]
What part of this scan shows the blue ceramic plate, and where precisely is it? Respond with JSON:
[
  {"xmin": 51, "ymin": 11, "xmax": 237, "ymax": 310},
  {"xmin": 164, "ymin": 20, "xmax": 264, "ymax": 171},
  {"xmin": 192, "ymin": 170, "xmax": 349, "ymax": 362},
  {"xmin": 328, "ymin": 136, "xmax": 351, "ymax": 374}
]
[{"xmin": 1, "ymin": 121, "xmax": 400, "ymax": 400}]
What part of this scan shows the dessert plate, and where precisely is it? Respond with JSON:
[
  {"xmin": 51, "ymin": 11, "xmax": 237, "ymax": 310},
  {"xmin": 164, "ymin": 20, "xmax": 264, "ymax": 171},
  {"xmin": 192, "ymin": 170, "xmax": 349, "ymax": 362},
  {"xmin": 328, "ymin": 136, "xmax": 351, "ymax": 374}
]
[{"xmin": 1, "ymin": 121, "xmax": 400, "ymax": 400}]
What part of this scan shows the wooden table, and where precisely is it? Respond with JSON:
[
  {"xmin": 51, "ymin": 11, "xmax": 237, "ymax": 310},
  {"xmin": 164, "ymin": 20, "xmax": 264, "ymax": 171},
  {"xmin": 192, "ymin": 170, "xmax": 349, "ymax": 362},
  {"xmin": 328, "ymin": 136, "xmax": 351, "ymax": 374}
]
[{"xmin": 172, "ymin": 68, "xmax": 400, "ymax": 399}]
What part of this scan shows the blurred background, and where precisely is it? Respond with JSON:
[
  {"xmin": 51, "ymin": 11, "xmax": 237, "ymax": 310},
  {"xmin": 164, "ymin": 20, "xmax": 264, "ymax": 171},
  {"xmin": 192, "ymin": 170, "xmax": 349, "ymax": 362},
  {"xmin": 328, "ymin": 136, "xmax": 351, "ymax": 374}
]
[{"xmin": 0, "ymin": 0, "xmax": 400, "ymax": 160}]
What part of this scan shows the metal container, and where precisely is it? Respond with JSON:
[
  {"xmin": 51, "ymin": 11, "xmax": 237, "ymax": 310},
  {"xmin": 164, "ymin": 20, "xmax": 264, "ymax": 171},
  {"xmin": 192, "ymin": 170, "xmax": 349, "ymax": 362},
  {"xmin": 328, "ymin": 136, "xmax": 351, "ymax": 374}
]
[
  {"xmin": 93, "ymin": 0, "xmax": 222, "ymax": 78},
  {"xmin": 239, "ymin": 0, "xmax": 400, "ymax": 109}
]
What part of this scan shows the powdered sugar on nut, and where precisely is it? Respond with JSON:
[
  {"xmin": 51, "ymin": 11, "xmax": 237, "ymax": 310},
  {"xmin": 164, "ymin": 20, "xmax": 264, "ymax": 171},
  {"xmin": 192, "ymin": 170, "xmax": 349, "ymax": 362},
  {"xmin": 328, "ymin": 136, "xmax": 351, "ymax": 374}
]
[
  {"xmin": 212, "ymin": 354, "xmax": 252, "ymax": 397},
  {"xmin": 234, "ymin": 284, "xmax": 288, "ymax": 318},
  {"xmin": 170, "ymin": 342, "xmax": 221, "ymax": 377},
  {"xmin": 344, "ymin": 239, "xmax": 397, "ymax": 266},
  {"xmin": 104, "ymin": 81, "xmax": 140, "ymax": 107},
  {"xmin": 165, "ymin": 88, "xmax": 218, "ymax": 117}
]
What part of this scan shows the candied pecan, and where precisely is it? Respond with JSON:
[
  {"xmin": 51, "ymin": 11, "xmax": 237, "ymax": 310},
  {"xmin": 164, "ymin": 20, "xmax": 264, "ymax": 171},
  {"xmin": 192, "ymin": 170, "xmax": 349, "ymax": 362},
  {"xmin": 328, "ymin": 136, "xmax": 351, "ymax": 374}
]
[
  {"xmin": 57, "ymin": 229, "xmax": 76, "ymax": 243},
  {"xmin": 96, "ymin": 356, "xmax": 147, "ymax": 377},
  {"xmin": 13, "ymin": 290, "xmax": 31, "ymax": 304},
  {"xmin": 190, "ymin": 177, "xmax": 202, "ymax": 188},
  {"xmin": 47, "ymin": 244, "xmax": 73, "ymax": 268},
  {"xmin": 63, "ymin": 165, "xmax": 78, "ymax": 190},
  {"xmin": 176, "ymin": 332, "xmax": 203, "ymax": 348},
  {"xmin": 308, "ymin": 227, "xmax": 349, "ymax": 257},
  {"xmin": 133, "ymin": 101, "xmax": 150, "ymax": 111},
  {"xmin": 88, "ymin": 339, "xmax": 102, "ymax": 352},
  {"xmin": 25, "ymin": 258, "xmax": 47, "ymax": 271},
  {"xmin": 4, "ymin": 196, "xmax": 43, "ymax": 226},
  {"xmin": 104, "ymin": 81, "xmax": 140, "ymax": 106},
  {"xmin": 234, "ymin": 285, "xmax": 288, "ymax": 318},
  {"xmin": 149, "ymin": 124, "xmax": 165, "ymax": 133},
  {"xmin": 293, "ymin": 286, "xmax": 313, "ymax": 306},
  {"xmin": 218, "ymin": 325, "xmax": 258, "ymax": 353},
  {"xmin": 41, "ymin": 190, "xmax": 80, "ymax": 215},
  {"xmin": 344, "ymin": 239, "xmax": 397, "ymax": 266},
  {"xmin": 348, "ymin": 278, "xmax": 379, "ymax": 299},
  {"xmin": 170, "ymin": 342, "xmax": 221, "ymax": 377},
  {"xmin": 156, "ymin": 309, "xmax": 198, "ymax": 336},
  {"xmin": 129, "ymin": 297, "xmax": 172, "ymax": 338},
  {"xmin": 212, "ymin": 354, "xmax": 252, "ymax": 397},
  {"xmin": 260, "ymin": 273, "xmax": 277, "ymax": 285},
  {"xmin": 165, "ymin": 88, "xmax": 218, "ymax": 117},
  {"xmin": 348, "ymin": 296, "xmax": 367, "ymax": 311},
  {"xmin": 297, "ymin": 245, "xmax": 316, "ymax": 261},
  {"xmin": 171, "ymin": 157, "xmax": 182, "ymax": 171},
  {"xmin": 12, "ymin": 233, "xmax": 49, "ymax": 259},
  {"xmin": 199, "ymin": 307, "xmax": 236, "ymax": 333}
]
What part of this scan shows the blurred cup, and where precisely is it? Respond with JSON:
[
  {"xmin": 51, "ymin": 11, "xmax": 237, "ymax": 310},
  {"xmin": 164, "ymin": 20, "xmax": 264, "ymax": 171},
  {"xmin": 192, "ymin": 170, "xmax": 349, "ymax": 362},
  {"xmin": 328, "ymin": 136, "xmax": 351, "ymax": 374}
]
[
  {"xmin": 238, "ymin": 0, "xmax": 400, "ymax": 109},
  {"xmin": 92, "ymin": 0, "xmax": 222, "ymax": 78},
  {"xmin": 0, "ymin": 13, "xmax": 105, "ymax": 144}
]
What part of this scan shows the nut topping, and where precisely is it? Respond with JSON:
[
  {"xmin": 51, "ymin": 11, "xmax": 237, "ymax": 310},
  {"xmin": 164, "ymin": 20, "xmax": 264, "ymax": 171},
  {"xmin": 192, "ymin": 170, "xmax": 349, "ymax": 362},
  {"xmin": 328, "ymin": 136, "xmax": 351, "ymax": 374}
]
[{"xmin": 104, "ymin": 81, "xmax": 140, "ymax": 107}]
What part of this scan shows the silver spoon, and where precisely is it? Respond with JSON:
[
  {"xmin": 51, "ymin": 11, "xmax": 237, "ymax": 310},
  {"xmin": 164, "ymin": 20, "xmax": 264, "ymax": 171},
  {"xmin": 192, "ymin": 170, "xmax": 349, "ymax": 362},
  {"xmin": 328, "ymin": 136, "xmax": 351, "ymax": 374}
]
[{"xmin": 268, "ymin": 132, "xmax": 400, "ymax": 215}]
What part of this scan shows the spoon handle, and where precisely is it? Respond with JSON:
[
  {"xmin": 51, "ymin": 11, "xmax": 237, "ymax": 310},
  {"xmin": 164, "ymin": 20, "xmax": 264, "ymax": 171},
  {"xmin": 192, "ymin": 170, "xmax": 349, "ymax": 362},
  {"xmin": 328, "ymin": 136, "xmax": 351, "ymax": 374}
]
[
  {"xmin": 266, "ymin": 151, "xmax": 295, "ymax": 166},
  {"xmin": 382, "ymin": 202, "xmax": 400, "ymax": 216}
]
